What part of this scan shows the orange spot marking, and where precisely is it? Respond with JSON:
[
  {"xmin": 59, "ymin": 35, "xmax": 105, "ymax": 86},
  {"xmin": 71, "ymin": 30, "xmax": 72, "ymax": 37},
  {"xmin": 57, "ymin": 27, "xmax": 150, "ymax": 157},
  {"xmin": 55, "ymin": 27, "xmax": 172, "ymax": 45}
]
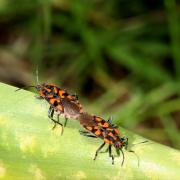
[
  {"xmin": 57, "ymin": 105, "xmax": 63, "ymax": 111},
  {"xmin": 113, "ymin": 136, "xmax": 117, "ymax": 141},
  {"xmin": 102, "ymin": 122, "xmax": 109, "ymax": 128},
  {"xmin": 54, "ymin": 87, "xmax": 58, "ymax": 94},
  {"xmin": 104, "ymin": 138, "xmax": 111, "ymax": 144},
  {"xmin": 95, "ymin": 129, "xmax": 101, "ymax": 136},
  {"xmin": 44, "ymin": 87, "xmax": 51, "ymax": 92},
  {"xmin": 114, "ymin": 128, "xmax": 121, "ymax": 136},
  {"xmin": 108, "ymin": 132, "xmax": 114, "ymax": 137},
  {"xmin": 108, "ymin": 132, "xmax": 117, "ymax": 140},
  {"xmin": 95, "ymin": 117, "xmax": 102, "ymax": 122},
  {"xmin": 59, "ymin": 90, "xmax": 65, "ymax": 98},
  {"xmin": 39, "ymin": 91, "xmax": 45, "ymax": 97},
  {"xmin": 47, "ymin": 89, "xmax": 51, "ymax": 92},
  {"xmin": 49, "ymin": 98, "xmax": 56, "ymax": 105}
]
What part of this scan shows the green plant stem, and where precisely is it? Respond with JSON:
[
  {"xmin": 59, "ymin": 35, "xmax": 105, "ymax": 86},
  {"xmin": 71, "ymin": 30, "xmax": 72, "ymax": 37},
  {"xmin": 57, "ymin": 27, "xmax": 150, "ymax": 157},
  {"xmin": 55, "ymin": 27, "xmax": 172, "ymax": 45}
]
[{"xmin": 0, "ymin": 82, "xmax": 180, "ymax": 179}]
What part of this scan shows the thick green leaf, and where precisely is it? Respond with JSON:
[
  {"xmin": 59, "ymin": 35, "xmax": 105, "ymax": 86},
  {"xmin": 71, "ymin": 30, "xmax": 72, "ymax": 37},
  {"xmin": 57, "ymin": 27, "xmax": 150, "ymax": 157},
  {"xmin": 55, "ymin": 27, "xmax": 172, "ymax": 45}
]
[{"xmin": 0, "ymin": 82, "xmax": 180, "ymax": 179}]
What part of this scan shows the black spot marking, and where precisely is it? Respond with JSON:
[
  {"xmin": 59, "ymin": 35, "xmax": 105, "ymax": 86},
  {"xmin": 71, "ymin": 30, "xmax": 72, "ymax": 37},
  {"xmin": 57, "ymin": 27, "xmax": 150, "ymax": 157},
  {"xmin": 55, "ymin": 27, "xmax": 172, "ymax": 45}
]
[
  {"xmin": 91, "ymin": 128, "xmax": 98, "ymax": 134},
  {"xmin": 62, "ymin": 92, "xmax": 69, "ymax": 97},
  {"xmin": 107, "ymin": 136, "xmax": 114, "ymax": 142},
  {"xmin": 53, "ymin": 101, "xmax": 58, "ymax": 107}
]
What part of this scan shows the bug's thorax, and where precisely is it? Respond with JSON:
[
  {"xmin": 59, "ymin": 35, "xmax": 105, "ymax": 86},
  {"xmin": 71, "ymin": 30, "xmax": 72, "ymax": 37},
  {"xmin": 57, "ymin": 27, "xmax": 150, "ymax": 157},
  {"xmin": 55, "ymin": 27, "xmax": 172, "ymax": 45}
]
[{"xmin": 35, "ymin": 83, "xmax": 59, "ymax": 98}]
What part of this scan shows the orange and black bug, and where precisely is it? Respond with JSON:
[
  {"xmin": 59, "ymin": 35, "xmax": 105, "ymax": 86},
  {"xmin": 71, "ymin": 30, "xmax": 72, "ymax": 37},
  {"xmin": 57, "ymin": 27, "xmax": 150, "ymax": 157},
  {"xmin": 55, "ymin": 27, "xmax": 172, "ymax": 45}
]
[
  {"xmin": 78, "ymin": 113, "xmax": 128, "ymax": 165},
  {"xmin": 16, "ymin": 68, "xmax": 83, "ymax": 134},
  {"xmin": 79, "ymin": 113, "xmax": 148, "ymax": 165},
  {"xmin": 35, "ymin": 83, "xmax": 83, "ymax": 135}
]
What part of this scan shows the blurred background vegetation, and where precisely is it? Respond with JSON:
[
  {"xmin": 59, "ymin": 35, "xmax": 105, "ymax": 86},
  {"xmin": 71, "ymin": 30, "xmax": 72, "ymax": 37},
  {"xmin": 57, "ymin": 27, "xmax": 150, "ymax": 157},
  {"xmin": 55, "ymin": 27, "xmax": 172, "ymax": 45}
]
[{"xmin": 0, "ymin": 0, "xmax": 179, "ymax": 149}]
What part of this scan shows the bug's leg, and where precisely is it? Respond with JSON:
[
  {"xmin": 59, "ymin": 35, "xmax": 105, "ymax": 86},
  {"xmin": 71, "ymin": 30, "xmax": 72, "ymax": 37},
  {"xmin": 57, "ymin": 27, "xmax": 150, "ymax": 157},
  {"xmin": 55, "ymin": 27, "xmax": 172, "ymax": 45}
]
[
  {"xmin": 116, "ymin": 148, "xmax": 120, "ymax": 156},
  {"xmin": 48, "ymin": 106, "xmax": 63, "ymax": 131},
  {"xmin": 94, "ymin": 142, "xmax": 106, "ymax": 161},
  {"xmin": 119, "ymin": 149, "xmax": 125, "ymax": 166},
  {"xmin": 81, "ymin": 134, "xmax": 97, "ymax": 138},
  {"xmin": 79, "ymin": 130, "xmax": 92, "ymax": 135},
  {"xmin": 128, "ymin": 150, "xmax": 140, "ymax": 167},
  {"xmin": 57, "ymin": 113, "xmax": 60, "ymax": 123},
  {"xmin": 56, "ymin": 113, "xmax": 64, "ymax": 135},
  {"xmin": 79, "ymin": 130, "xmax": 89, "ymax": 135},
  {"xmin": 100, "ymin": 146, "xmax": 109, "ymax": 153},
  {"xmin": 122, "ymin": 136, "xmax": 143, "ymax": 167},
  {"xmin": 64, "ymin": 117, "xmax": 68, "ymax": 127},
  {"xmin": 108, "ymin": 145, "xmax": 114, "ymax": 165},
  {"xmin": 79, "ymin": 130, "xmax": 97, "ymax": 138},
  {"xmin": 79, "ymin": 130, "xmax": 89, "ymax": 134},
  {"xmin": 48, "ymin": 106, "xmax": 54, "ymax": 119},
  {"xmin": 48, "ymin": 106, "xmax": 57, "ymax": 129}
]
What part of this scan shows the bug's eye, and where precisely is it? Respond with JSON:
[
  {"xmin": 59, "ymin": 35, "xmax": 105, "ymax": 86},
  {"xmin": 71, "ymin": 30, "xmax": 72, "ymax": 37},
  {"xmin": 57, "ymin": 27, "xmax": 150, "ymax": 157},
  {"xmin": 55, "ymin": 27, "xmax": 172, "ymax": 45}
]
[{"xmin": 53, "ymin": 101, "xmax": 58, "ymax": 107}]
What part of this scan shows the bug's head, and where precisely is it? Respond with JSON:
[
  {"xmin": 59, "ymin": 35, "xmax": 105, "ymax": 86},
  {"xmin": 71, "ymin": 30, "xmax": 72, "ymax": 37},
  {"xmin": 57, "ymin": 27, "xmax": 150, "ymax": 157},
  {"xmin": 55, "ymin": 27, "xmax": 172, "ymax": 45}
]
[
  {"xmin": 114, "ymin": 136, "xmax": 128, "ymax": 149},
  {"xmin": 121, "ymin": 136, "xmax": 128, "ymax": 149},
  {"xmin": 35, "ymin": 83, "xmax": 47, "ymax": 91},
  {"xmin": 35, "ymin": 83, "xmax": 46, "ymax": 98}
]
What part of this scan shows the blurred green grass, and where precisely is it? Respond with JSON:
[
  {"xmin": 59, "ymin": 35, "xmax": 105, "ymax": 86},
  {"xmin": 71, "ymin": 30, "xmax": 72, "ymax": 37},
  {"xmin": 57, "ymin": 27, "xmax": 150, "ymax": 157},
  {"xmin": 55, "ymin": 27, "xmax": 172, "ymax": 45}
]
[{"xmin": 0, "ymin": 0, "xmax": 179, "ymax": 149}]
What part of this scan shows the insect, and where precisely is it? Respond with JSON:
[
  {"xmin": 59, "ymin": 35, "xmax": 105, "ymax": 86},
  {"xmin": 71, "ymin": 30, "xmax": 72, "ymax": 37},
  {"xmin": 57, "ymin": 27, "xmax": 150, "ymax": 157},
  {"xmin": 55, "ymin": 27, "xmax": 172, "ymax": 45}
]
[
  {"xmin": 35, "ymin": 83, "xmax": 83, "ymax": 133},
  {"xmin": 78, "ymin": 113, "xmax": 128, "ymax": 165},
  {"xmin": 16, "ymin": 68, "xmax": 83, "ymax": 134}
]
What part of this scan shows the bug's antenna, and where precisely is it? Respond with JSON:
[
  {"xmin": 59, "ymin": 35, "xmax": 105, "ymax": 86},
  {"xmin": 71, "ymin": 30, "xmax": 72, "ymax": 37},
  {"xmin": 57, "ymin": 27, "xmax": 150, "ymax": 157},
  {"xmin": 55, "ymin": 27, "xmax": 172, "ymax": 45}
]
[
  {"xmin": 36, "ymin": 65, "xmax": 39, "ymax": 84},
  {"xmin": 108, "ymin": 115, "xmax": 113, "ymax": 124},
  {"xmin": 15, "ymin": 66, "xmax": 39, "ymax": 92},
  {"xmin": 128, "ymin": 150, "xmax": 140, "ymax": 167},
  {"xmin": 126, "ymin": 140, "xmax": 148, "ymax": 167},
  {"xmin": 119, "ymin": 149, "xmax": 125, "ymax": 166},
  {"xmin": 15, "ymin": 85, "xmax": 35, "ymax": 92},
  {"xmin": 131, "ymin": 140, "xmax": 148, "ymax": 147}
]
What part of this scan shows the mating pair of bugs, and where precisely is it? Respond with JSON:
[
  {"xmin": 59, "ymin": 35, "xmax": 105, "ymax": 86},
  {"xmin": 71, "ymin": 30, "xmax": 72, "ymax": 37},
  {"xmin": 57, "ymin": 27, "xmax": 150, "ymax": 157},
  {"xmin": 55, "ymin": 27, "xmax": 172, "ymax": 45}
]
[{"xmin": 17, "ymin": 70, "xmax": 145, "ymax": 165}]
